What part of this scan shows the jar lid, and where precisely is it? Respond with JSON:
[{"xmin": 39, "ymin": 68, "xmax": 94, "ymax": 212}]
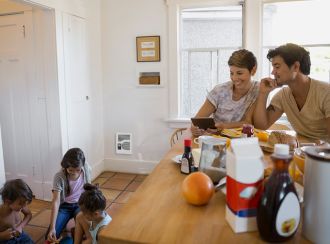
[
  {"xmin": 274, "ymin": 144, "xmax": 289, "ymax": 156},
  {"xmin": 304, "ymin": 146, "xmax": 330, "ymax": 162},
  {"xmin": 184, "ymin": 139, "xmax": 191, "ymax": 147}
]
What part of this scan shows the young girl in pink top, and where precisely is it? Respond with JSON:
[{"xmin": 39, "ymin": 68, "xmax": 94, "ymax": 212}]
[{"xmin": 46, "ymin": 148, "xmax": 91, "ymax": 243}]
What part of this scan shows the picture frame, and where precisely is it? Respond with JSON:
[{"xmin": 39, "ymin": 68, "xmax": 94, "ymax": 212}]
[{"xmin": 136, "ymin": 36, "xmax": 160, "ymax": 62}]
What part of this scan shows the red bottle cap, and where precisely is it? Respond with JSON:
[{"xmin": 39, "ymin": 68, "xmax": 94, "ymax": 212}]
[{"xmin": 184, "ymin": 139, "xmax": 192, "ymax": 147}]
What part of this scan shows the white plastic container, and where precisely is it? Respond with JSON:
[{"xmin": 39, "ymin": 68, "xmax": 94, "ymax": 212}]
[{"xmin": 303, "ymin": 146, "xmax": 330, "ymax": 244}]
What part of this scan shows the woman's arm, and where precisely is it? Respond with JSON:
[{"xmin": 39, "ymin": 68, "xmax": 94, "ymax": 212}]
[
  {"xmin": 191, "ymin": 99, "xmax": 216, "ymax": 136},
  {"xmin": 48, "ymin": 191, "xmax": 61, "ymax": 242},
  {"xmin": 212, "ymin": 101, "xmax": 257, "ymax": 131}
]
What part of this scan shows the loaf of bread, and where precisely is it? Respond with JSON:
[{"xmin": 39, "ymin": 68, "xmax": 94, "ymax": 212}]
[{"xmin": 268, "ymin": 131, "xmax": 298, "ymax": 151}]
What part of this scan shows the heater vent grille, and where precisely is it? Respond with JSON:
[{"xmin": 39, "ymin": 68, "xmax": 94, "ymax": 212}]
[{"xmin": 116, "ymin": 133, "xmax": 132, "ymax": 154}]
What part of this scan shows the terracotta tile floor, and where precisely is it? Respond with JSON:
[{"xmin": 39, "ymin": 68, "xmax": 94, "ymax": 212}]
[{"xmin": 24, "ymin": 171, "xmax": 147, "ymax": 243}]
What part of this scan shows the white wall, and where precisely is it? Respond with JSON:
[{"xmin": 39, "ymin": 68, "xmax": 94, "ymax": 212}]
[{"xmin": 101, "ymin": 0, "xmax": 172, "ymax": 173}]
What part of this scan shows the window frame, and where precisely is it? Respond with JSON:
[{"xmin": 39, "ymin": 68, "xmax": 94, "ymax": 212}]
[{"xmin": 166, "ymin": 0, "xmax": 262, "ymax": 128}]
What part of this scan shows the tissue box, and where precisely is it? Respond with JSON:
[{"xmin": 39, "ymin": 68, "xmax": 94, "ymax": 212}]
[{"xmin": 225, "ymin": 138, "xmax": 264, "ymax": 233}]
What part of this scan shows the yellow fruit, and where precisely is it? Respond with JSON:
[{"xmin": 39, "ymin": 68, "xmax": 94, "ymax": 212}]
[
  {"xmin": 182, "ymin": 172, "xmax": 215, "ymax": 206},
  {"xmin": 256, "ymin": 131, "xmax": 269, "ymax": 142}
]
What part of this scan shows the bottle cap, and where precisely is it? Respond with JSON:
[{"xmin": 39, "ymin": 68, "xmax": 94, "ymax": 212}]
[
  {"xmin": 184, "ymin": 139, "xmax": 192, "ymax": 147},
  {"xmin": 274, "ymin": 144, "xmax": 289, "ymax": 156}
]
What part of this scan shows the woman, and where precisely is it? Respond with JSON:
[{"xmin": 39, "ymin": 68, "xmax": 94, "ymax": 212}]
[{"xmin": 191, "ymin": 49, "xmax": 259, "ymax": 136}]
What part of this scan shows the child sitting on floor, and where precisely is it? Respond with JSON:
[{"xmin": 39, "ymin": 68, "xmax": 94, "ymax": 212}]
[
  {"xmin": 74, "ymin": 183, "xmax": 112, "ymax": 244},
  {"xmin": 0, "ymin": 179, "xmax": 34, "ymax": 244},
  {"xmin": 47, "ymin": 148, "xmax": 91, "ymax": 244}
]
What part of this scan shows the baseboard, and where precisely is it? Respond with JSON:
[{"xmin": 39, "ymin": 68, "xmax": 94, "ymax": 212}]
[
  {"xmin": 103, "ymin": 158, "xmax": 158, "ymax": 174},
  {"xmin": 90, "ymin": 159, "xmax": 105, "ymax": 181}
]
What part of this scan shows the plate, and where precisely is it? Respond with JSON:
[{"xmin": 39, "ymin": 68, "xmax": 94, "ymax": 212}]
[
  {"xmin": 259, "ymin": 141, "xmax": 274, "ymax": 153},
  {"xmin": 221, "ymin": 128, "xmax": 242, "ymax": 138},
  {"xmin": 221, "ymin": 182, "xmax": 303, "ymax": 203},
  {"xmin": 172, "ymin": 154, "xmax": 182, "ymax": 164},
  {"xmin": 221, "ymin": 128, "xmax": 267, "ymax": 139}
]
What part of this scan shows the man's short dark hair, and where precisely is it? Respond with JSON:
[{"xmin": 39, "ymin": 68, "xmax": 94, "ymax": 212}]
[
  {"xmin": 0, "ymin": 179, "xmax": 33, "ymax": 203},
  {"xmin": 267, "ymin": 43, "xmax": 311, "ymax": 75}
]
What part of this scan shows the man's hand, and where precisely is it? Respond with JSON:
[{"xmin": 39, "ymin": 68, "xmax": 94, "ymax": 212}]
[{"xmin": 259, "ymin": 77, "xmax": 278, "ymax": 95}]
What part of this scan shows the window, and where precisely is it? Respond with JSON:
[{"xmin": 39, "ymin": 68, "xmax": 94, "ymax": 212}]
[
  {"xmin": 180, "ymin": 6, "xmax": 243, "ymax": 118},
  {"xmin": 262, "ymin": 1, "xmax": 330, "ymax": 81}
]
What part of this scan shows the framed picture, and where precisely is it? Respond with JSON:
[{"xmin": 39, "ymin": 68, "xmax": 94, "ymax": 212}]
[{"xmin": 136, "ymin": 36, "xmax": 160, "ymax": 62}]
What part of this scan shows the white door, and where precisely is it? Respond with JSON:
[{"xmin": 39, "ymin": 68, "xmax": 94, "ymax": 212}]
[
  {"xmin": 63, "ymin": 14, "xmax": 91, "ymax": 153},
  {"xmin": 0, "ymin": 12, "xmax": 47, "ymax": 199}
]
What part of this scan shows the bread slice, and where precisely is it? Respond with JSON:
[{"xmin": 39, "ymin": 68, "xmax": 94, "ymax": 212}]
[{"xmin": 268, "ymin": 131, "xmax": 298, "ymax": 151}]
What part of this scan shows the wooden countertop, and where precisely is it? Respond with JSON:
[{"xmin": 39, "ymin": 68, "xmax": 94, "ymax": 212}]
[{"xmin": 99, "ymin": 131, "xmax": 311, "ymax": 244}]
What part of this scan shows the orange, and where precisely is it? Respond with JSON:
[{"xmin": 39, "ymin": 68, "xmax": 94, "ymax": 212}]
[
  {"xmin": 181, "ymin": 172, "xmax": 215, "ymax": 206},
  {"xmin": 256, "ymin": 131, "xmax": 269, "ymax": 142}
]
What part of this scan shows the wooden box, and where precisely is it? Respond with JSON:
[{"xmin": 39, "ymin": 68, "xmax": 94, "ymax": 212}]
[{"xmin": 139, "ymin": 75, "xmax": 160, "ymax": 85}]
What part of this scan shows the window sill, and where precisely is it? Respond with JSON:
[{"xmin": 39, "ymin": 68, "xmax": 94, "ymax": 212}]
[{"xmin": 165, "ymin": 118, "xmax": 191, "ymax": 129}]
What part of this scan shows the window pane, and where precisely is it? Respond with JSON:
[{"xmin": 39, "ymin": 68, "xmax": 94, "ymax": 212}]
[
  {"xmin": 180, "ymin": 5, "xmax": 242, "ymax": 118},
  {"xmin": 181, "ymin": 52, "xmax": 212, "ymax": 117},
  {"xmin": 307, "ymin": 46, "xmax": 330, "ymax": 82},
  {"xmin": 263, "ymin": 1, "xmax": 330, "ymax": 46}
]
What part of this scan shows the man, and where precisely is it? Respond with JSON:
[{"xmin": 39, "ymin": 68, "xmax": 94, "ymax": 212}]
[{"xmin": 254, "ymin": 43, "xmax": 330, "ymax": 142}]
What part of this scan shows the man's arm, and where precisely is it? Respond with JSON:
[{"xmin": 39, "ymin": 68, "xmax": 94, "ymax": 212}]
[{"xmin": 253, "ymin": 78, "xmax": 283, "ymax": 129}]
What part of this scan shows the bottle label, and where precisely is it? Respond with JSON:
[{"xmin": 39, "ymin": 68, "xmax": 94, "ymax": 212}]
[
  {"xmin": 181, "ymin": 158, "xmax": 190, "ymax": 174},
  {"xmin": 275, "ymin": 192, "xmax": 300, "ymax": 237}
]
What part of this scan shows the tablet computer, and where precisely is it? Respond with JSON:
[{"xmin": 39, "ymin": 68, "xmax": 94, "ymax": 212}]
[{"xmin": 191, "ymin": 117, "xmax": 216, "ymax": 130}]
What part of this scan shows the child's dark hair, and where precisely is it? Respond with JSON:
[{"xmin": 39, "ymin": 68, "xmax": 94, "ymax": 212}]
[
  {"xmin": 61, "ymin": 148, "xmax": 85, "ymax": 195},
  {"xmin": 267, "ymin": 43, "xmax": 311, "ymax": 75},
  {"xmin": 0, "ymin": 179, "xmax": 33, "ymax": 203},
  {"xmin": 78, "ymin": 183, "xmax": 106, "ymax": 212}
]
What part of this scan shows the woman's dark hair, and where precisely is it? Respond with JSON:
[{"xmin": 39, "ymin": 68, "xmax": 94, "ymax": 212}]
[
  {"xmin": 61, "ymin": 148, "xmax": 85, "ymax": 195},
  {"xmin": 0, "ymin": 179, "xmax": 33, "ymax": 203},
  {"xmin": 228, "ymin": 49, "xmax": 257, "ymax": 72},
  {"xmin": 267, "ymin": 43, "xmax": 311, "ymax": 75},
  {"xmin": 78, "ymin": 183, "xmax": 106, "ymax": 212}
]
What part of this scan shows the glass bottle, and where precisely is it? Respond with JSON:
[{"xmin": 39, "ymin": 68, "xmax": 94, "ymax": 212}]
[
  {"xmin": 257, "ymin": 144, "xmax": 300, "ymax": 242},
  {"xmin": 181, "ymin": 139, "xmax": 194, "ymax": 174}
]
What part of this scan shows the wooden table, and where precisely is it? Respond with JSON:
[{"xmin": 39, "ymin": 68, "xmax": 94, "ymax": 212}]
[{"xmin": 99, "ymin": 132, "xmax": 311, "ymax": 244}]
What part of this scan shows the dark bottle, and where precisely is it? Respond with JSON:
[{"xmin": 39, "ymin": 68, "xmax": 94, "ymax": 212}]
[
  {"xmin": 181, "ymin": 139, "xmax": 194, "ymax": 174},
  {"xmin": 257, "ymin": 144, "xmax": 301, "ymax": 242}
]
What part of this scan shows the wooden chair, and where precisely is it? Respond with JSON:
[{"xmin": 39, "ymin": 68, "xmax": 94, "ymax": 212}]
[
  {"xmin": 170, "ymin": 128, "xmax": 186, "ymax": 147},
  {"xmin": 269, "ymin": 123, "xmax": 291, "ymax": 130}
]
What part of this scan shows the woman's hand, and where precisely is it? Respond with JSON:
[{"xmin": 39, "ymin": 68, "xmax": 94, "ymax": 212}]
[
  {"xmin": 191, "ymin": 124, "xmax": 205, "ymax": 137},
  {"xmin": 215, "ymin": 122, "xmax": 226, "ymax": 132}
]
